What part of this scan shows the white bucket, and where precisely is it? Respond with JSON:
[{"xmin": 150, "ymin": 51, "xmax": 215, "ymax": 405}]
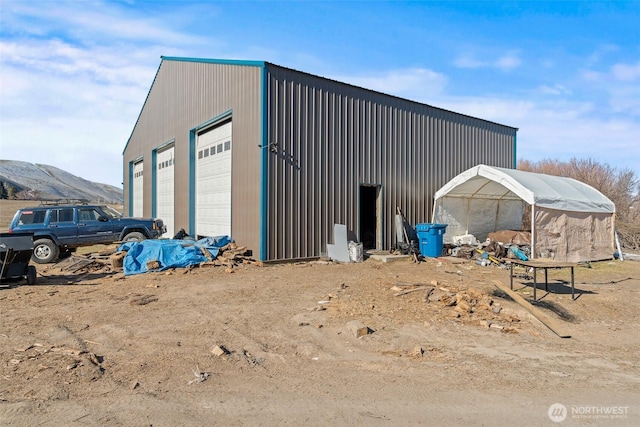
[{"xmin": 348, "ymin": 241, "xmax": 363, "ymax": 263}]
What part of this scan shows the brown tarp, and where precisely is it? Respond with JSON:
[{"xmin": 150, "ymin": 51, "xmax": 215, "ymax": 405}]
[{"xmin": 487, "ymin": 230, "xmax": 531, "ymax": 246}]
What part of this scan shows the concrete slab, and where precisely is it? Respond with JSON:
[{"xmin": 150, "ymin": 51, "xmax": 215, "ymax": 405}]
[{"xmin": 366, "ymin": 251, "xmax": 411, "ymax": 263}]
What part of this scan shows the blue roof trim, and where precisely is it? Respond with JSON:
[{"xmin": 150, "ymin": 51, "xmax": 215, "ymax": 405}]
[{"xmin": 160, "ymin": 56, "xmax": 265, "ymax": 68}]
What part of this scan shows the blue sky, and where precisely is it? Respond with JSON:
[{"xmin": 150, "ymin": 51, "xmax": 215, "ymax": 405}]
[{"xmin": 1, "ymin": 0, "xmax": 639, "ymax": 188}]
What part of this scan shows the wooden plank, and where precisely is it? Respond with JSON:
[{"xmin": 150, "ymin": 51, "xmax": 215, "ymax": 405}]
[
  {"xmin": 394, "ymin": 286, "xmax": 433, "ymax": 297},
  {"xmin": 493, "ymin": 280, "xmax": 571, "ymax": 338}
]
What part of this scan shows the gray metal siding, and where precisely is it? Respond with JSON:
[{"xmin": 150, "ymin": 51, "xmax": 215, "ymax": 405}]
[
  {"xmin": 266, "ymin": 65, "xmax": 515, "ymax": 260},
  {"xmin": 123, "ymin": 60, "xmax": 262, "ymax": 252}
]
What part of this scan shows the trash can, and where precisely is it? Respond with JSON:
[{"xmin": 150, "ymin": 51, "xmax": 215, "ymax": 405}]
[{"xmin": 415, "ymin": 223, "xmax": 447, "ymax": 258}]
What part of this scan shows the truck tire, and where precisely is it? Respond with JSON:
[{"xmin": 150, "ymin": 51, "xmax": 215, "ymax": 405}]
[
  {"xmin": 32, "ymin": 239, "xmax": 60, "ymax": 264},
  {"xmin": 26, "ymin": 265, "xmax": 37, "ymax": 285},
  {"xmin": 123, "ymin": 232, "xmax": 145, "ymax": 242}
]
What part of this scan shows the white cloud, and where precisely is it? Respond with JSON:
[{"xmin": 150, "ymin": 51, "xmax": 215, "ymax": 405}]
[
  {"xmin": 538, "ymin": 84, "xmax": 572, "ymax": 96},
  {"xmin": 454, "ymin": 52, "xmax": 521, "ymax": 71},
  {"xmin": 333, "ymin": 68, "xmax": 448, "ymax": 100},
  {"xmin": 611, "ymin": 62, "xmax": 640, "ymax": 82},
  {"xmin": 495, "ymin": 54, "xmax": 521, "ymax": 71},
  {"xmin": 2, "ymin": 1, "xmax": 209, "ymax": 46},
  {"xmin": 454, "ymin": 56, "xmax": 485, "ymax": 69},
  {"xmin": 441, "ymin": 96, "xmax": 640, "ymax": 174}
]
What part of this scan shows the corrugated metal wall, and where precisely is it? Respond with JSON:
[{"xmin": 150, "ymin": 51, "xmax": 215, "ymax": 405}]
[
  {"xmin": 266, "ymin": 65, "xmax": 516, "ymax": 260},
  {"xmin": 123, "ymin": 59, "xmax": 263, "ymax": 253},
  {"xmin": 125, "ymin": 58, "xmax": 516, "ymax": 262}
]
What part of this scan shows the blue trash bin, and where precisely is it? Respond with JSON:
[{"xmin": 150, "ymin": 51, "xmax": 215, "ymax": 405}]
[{"xmin": 415, "ymin": 223, "xmax": 448, "ymax": 258}]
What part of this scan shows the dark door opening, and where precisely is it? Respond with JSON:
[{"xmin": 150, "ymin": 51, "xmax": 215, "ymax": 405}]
[{"xmin": 359, "ymin": 185, "xmax": 380, "ymax": 250}]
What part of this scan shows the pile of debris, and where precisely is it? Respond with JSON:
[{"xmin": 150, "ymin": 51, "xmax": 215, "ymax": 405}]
[
  {"xmin": 200, "ymin": 243, "xmax": 263, "ymax": 268},
  {"xmin": 445, "ymin": 230, "xmax": 533, "ymax": 267},
  {"xmin": 39, "ymin": 251, "xmax": 118, "ymax": 283},
  {"xmin": 391, "ymin": 282, "xmax": 520, "ymax": 332},
  {"xmin": 110, "ymin": 241, "xmax": 262, "ymax": 274}
]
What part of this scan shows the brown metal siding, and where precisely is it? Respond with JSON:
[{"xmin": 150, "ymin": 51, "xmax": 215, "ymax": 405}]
[
  {"xmin": 123, "ymin": 60, "xmax": 262, "ymax": 253},
  {"xmin": 266, "ymin": 65, "xmax": 515, "ymax": 260}
]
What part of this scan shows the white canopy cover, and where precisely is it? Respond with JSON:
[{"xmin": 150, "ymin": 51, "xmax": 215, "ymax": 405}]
[{"xmin": 432, "ymin": 164, "xmax": 616, "ymax": 262}]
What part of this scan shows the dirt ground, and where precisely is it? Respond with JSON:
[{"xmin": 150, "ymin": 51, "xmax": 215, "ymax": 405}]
[{"xmin": 1, "ymin": 241, "xmax": 639, "ymax": 426}]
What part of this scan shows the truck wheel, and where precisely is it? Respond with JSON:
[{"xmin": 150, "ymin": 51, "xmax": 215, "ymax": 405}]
[
  {"xmin": 32, "ymin": 239, "xmax": 60, "ymax": 264},
  {"xmin": 123, "ymin": 232, "xmax": 145, "ymax": 242},
  {"xmin": 26, "ymin": 266, "xmax": 37, "ymax": 285}
]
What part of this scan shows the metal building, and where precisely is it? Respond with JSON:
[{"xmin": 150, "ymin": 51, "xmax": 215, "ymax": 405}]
[{"xmin": 123, "ymin": 57, "xmax": 518, "ymax": 261}]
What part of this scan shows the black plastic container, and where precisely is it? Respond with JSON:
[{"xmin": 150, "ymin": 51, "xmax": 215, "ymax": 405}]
[{"xmin": 0, "ymin": 232, "xmax": 37, "ymax": 285}]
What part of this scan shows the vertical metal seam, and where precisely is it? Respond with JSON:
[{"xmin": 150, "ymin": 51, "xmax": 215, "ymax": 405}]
[{"xmin": 260, "ymin": 64, "xmax": 268, "ymax": 261}]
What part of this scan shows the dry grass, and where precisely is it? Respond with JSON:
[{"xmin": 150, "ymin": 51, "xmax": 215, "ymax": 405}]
[{"xmin": 0, "ymin": 200, "xmax": 32, "ymax": 230}]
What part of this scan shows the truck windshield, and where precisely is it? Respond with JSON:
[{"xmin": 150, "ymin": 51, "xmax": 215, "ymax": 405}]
[{"xmin": 100, "ymin": 205, "xmax": 123, "ymax": 219}]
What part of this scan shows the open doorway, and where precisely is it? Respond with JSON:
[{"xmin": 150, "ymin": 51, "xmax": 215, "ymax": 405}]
[{"xmin": 359, "ymin": 184, "xmax": 382, "ymax": 250}]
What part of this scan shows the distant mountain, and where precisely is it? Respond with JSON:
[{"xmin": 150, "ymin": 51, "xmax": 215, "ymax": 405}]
[{"xmin": 0, "ymin": 160, "xmax": 123, "ymax": 203}]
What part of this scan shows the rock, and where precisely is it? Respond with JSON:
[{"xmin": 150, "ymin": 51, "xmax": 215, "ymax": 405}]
[
  {"xmin": 477, "ymin": 296, "xmax": 493, "ymax": 310},
  {"xmin": 146, "ymin": 260, "xmax": 160, "ymax": 270},
  {"xmin": 490, "ymin": 323, "xmax": 504, "ymax": 330},
  {"xmin": 479, "ymin": 320, "xmax": 492, "ymax": 329},
  {"xmin": 347, "ymin": 320, "xmax": 372, "ymax": 337},
  {"xmin": 440, "ymin": 294, "xmax": 457, "ymax": 307},
  {"xmin": 455, "ymin": 300, "xmax": 471, "ymax": 313},
  {"xmin": 110, "ymin": 251, "xmax": 126, "ymax": 269},
  {"xmin": 408, "ymin": 345, "xmax": 424, "ymax": 358},
  {"xmin": 428, "ymin": 290, "xmax": 443, "ymax": 302},
  {"xmin": 211, "ymin": 345, "xmax": 228, "ymax": 357},
  {"xmin": 492, "ymin": 305, "xmax": 502, "ymax": 314}
]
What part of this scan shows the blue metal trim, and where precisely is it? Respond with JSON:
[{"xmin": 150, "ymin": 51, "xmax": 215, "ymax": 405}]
[
  {"xmin": 513, "ymin": 130, "xmax": 518, "ymax": 168},
  {"xmin": 151, "ymin": 150, "xmax": 157, "ymax": 218},
  {"xmin": 196, "ymin": 110, "xmax": 232, "ymax": 131},
  {"xmin": 160, "ymin": 56, "xmax": 265, "ymax": 68},
  {"xmin": 188, "ymin": 111, "xmax": 235, "ymax": 237},
  {"xmin": 259, "ymin": 64, "xmax": 268, "ymax": 261},
  {"xmin": 156, "ymin": 138, "xmax": 175, "ymax": 151},
  {"xmin": 127, "ymin": 161, "xmax": 134, "ymax": 216},
  {"xmin": 188, "ymin": 129, "xmax": 196, "ymax": 236}
]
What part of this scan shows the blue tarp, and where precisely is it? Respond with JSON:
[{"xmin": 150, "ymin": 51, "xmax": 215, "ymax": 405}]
[{"xmin": 118, "ymin": 235, "xmax": 233, "ymax": 276}]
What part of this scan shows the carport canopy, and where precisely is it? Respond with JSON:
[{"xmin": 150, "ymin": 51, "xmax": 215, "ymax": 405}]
[{"xmin": 431, "ymin": 164, "xmax": 616, "ymax": 262}]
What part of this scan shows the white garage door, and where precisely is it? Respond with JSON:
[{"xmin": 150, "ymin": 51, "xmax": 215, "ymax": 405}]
[
  {"xmin": 196, "ymin": 121, "xmax": 232, "ymax": 238},
  {"xmin": 132, "ymin": 160, "xmax": 144, "ymax": 217},
  {"xmin": 156, "ymin": 145, "xmax": 175, "ymax": 238}
]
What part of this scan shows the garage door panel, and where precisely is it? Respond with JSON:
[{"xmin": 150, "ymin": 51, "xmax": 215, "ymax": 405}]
[
  {"xmin": 196, "ymin": 121, "xmax": 232, "ymax": 238},
  {"xmin": 156, "ymin": 146, "xmax": 175, "ymax": 238},
  {"xmin": 133, "ymin": 161, "xmax": 144, "ymax": 217}
]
